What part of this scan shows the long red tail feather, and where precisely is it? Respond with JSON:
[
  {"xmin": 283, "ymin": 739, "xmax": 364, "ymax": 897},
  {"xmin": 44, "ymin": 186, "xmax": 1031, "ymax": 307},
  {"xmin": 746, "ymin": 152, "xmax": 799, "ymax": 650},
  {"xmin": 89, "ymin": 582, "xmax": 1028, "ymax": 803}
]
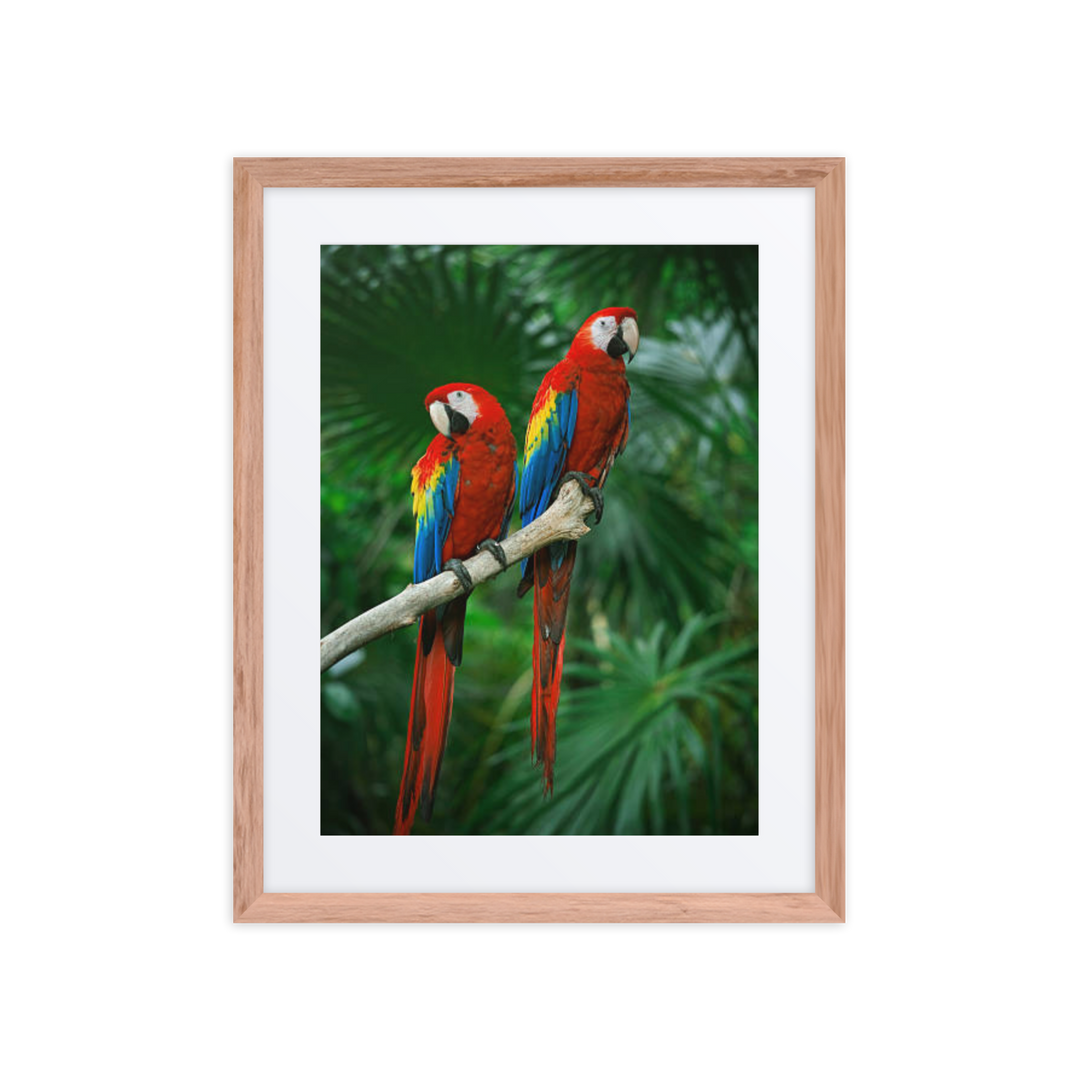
[
  {"xmin": 394, "ymin": 601, "xmax": 465, "ymax": 834},
  {"xmin": 531, "ymin": 541, "xmax": 577, "ymax": 794}
]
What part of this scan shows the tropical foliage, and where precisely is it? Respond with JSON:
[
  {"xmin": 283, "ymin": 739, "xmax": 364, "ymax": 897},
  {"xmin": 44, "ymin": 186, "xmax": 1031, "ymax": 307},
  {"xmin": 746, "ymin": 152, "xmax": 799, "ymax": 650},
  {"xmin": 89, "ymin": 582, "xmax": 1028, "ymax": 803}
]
[{"xmin": 321, "ymin": 244, "xmax": 758, "ymax": 834}]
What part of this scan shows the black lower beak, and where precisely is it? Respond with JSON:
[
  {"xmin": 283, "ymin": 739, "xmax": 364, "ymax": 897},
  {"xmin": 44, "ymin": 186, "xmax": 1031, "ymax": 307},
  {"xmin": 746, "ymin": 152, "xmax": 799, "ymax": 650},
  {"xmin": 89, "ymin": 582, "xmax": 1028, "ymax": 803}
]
[
  {"xmin": 444, "ymin": 403, "xmax": 470, "ymax": 435},
  {"xmin": 606, "ymin": 327, "xmax": 629, "ymax": 359}
]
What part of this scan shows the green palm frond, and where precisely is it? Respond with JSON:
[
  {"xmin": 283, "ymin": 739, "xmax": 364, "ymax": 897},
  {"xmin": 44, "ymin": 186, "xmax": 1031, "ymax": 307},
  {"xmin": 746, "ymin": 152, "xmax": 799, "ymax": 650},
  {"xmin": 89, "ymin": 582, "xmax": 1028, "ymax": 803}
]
[
  {"xmin": 509, "ymin": 244, "xmax": 757, "ymax": 351},
  {"xmin": 322, "ymin": 244, "xmax": 552, "ymax": 476},
  {"xmin": 466, "ymin": 616, "xmax": 757, "ymax": 835},
  {"xmin": 579, "ymin": 316, "xmax": 758, "ymax": 630}
]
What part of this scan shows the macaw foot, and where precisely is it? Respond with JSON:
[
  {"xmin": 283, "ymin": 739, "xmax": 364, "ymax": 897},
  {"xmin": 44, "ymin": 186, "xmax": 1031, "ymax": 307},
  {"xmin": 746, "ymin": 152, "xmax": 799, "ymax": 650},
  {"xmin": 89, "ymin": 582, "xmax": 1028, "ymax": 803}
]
[
  {"xmin": 444, "ymin": 558, "xmax": 473, "ymax": 593},
  {"xmin": 560, "ymin": 471, "xmax": 604, "ymax": 524},
  {"xmin": 477, "ymin": 538, "xmax": 508, "ymax": 571}
]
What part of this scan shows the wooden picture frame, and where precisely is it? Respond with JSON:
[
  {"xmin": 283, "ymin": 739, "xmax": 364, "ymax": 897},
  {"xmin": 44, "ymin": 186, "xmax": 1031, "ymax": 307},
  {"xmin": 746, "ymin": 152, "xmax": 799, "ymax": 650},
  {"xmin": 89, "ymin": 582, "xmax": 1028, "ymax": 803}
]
[{"xmin": 234, "ymin": 157, "xmax": 845, "ymax": 923}]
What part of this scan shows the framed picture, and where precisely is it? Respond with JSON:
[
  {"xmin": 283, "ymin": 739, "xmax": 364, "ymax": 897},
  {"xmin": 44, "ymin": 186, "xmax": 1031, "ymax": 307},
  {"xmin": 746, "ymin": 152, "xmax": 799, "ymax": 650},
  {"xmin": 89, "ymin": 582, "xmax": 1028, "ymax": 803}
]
[{"xmin": 234, "ymin": 156, "xmax": 842, "ymax": 924}]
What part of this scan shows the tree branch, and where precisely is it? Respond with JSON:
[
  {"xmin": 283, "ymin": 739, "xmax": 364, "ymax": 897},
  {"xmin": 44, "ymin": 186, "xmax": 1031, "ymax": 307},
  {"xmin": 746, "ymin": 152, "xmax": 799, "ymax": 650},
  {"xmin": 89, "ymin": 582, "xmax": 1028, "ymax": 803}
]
[{"xmin": 320, "ymin": 482, "xmax": 593, "ymax": 672}]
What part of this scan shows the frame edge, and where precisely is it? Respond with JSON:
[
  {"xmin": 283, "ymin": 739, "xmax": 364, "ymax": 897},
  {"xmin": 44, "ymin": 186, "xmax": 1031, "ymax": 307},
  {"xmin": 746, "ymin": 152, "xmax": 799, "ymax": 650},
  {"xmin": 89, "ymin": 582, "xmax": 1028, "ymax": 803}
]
[
  {"xmin": 814, "ymin": 160, "xmax": 846, "ymax": 922},
  {"xmin": 234, "ymin": 160, "xmax": 265, "ymax": 920}
]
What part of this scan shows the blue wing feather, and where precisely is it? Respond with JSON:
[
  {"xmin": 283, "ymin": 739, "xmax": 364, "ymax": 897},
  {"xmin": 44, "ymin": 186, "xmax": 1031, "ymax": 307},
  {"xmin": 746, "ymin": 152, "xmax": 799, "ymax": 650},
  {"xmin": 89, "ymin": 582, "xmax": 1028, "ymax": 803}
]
[
  {"xmin": 412, "ymin": 455, "xmax": 459, "ymax": 584},
  {"xmin": 520, "ymin": 387, "xmax": 578, "ymax": 529},
  {"xmin": 519, "ymin": 386, "xmax": 577, "ymax": 580}
]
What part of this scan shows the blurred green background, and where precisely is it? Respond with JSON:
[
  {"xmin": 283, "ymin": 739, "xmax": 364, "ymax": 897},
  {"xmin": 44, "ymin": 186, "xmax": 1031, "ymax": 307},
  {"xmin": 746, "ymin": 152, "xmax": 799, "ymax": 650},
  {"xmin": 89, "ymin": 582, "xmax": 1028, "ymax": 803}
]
[{"xmin": 321, "ymin": 244, "xmax": 758, "ymax": 835}]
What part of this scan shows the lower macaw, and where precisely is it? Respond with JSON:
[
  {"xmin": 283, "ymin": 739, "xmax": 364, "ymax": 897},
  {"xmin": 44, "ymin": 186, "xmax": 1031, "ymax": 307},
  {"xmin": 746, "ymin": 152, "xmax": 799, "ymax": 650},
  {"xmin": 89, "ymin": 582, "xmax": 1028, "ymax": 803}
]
[
  {"xmin": 518, "ymin": 307, "xmax": 640, "ymax": 793},
  {"xmin": 394, "ymin": 383, "xmax": 518, "ymax": 835}
]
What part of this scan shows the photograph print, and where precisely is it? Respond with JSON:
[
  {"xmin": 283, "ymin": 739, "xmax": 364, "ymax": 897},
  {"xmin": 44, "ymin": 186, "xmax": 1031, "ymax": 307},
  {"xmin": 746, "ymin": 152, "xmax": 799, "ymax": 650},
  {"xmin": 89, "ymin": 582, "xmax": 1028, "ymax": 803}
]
[{"xmin": 321, "ymin": 244, "xmax": 758, "ymax": 836}]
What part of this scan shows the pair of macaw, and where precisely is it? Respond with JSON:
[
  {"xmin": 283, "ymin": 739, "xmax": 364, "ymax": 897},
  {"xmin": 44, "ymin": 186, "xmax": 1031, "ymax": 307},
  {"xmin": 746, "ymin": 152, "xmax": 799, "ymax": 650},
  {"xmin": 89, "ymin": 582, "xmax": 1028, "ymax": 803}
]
[{"xmin": 394, "ymin": 307, "xmax": 640, "ymax": 835}]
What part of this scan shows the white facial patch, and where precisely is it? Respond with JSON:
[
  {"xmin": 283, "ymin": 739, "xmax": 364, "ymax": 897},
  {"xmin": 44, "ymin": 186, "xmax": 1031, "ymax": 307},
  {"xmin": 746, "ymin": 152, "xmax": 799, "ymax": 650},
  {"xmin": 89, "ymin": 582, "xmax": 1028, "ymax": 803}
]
[
  {"xmin": 446, "ymin": 388, "xmax": 479, "ymax": 426},
  {"xmin": 590, "ymin": 315, "xmax": 618, "ymax": 351}
]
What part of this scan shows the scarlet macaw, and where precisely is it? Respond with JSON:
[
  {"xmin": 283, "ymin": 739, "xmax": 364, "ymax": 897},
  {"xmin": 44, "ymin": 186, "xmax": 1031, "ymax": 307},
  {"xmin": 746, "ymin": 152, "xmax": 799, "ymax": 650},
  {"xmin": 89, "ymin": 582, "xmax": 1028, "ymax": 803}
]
[
  {"xmin": 394, "ymin": 383, "xmax": 518, "ymax": 835},
  {"xmin": 518, "ymin": 308, "xmax": 640, "ymax": 793}
]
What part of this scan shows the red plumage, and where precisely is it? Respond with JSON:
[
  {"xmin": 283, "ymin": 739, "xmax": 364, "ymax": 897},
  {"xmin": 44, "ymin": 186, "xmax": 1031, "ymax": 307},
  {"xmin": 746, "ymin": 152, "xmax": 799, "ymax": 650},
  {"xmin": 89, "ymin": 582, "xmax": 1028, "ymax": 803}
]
[
  {"xmin": 394, "ymin": 383, "xmax": 517, "ymax": 835},
  {"xmin": 520, "ymin": 308, "xmax": 638, "ymax": 794},
  {"xmin": 530, "ymin": 543, "xmax": 576, "ymax": 794}
]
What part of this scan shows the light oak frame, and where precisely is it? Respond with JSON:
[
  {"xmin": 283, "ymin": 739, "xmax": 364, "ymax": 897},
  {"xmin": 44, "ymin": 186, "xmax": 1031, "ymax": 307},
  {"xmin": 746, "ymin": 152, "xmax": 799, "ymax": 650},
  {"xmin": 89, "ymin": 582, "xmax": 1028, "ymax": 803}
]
[{"xmin": 234, "ymin": 158, "xmax": 845, "ymax": 923}]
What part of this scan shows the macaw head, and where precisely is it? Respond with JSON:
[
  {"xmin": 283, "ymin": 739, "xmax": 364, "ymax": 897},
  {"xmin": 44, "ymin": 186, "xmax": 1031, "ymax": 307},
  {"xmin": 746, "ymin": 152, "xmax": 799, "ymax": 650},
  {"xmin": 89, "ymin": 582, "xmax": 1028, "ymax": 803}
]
[
  {"xmin": 424, "ymin": 383, "xmax": 500, "ymax": 438},
  {"xmin": 572, "ymin": 307, "xmax": 640, "ymax": 363}
]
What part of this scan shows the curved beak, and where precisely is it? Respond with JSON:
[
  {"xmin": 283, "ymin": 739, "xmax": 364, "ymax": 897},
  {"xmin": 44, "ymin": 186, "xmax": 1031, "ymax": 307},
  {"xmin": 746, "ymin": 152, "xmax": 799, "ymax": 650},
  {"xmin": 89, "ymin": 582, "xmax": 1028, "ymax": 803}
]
[
  {"xmin": 428, "ymin": 400, "xmax": 469, "ymax": 437},
  {"xmin": 621, "ymin": 316, "xmax": 640, "ymax": 362},
  {"xmin": 428, "ymin": 400, "xmax": 451, "ymax": 436}
]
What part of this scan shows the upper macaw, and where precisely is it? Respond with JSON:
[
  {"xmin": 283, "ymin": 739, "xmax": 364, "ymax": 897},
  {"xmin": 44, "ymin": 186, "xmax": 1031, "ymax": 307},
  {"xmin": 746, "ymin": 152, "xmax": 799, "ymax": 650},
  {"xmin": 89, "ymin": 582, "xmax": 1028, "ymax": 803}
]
[
  {"xmin": 518, "ymin": 307, "xmax": 640, "ymax": 793},
  {"xmin": 394, "ymin": 383, "xmax": 518, "ymax": 835}
]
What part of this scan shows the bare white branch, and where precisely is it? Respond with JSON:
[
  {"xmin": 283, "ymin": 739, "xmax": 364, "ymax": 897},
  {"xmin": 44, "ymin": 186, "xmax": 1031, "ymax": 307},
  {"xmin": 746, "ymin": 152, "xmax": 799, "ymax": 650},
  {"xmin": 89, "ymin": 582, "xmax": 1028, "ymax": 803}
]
[{"xmin": 320, "ymin": 481, "xmax": 593, "ymax": 672}]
